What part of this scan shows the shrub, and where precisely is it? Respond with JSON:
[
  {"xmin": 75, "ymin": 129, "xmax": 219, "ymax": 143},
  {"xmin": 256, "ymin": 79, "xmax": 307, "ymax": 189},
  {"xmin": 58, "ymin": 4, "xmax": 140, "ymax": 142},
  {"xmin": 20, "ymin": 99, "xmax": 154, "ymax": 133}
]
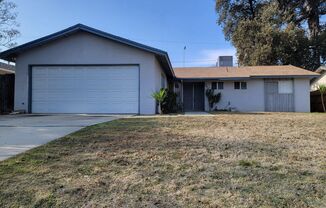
[
  {"xmin": 161, "ymin": 89, "xmax": 181, "ymax": 114},
  {"xmin": 205, "ymin": 89, "xmax": 221, "ymax": 111},
  {"xmin": 151, "ymin": 89, "xmax": 167, "ymax": 114}
]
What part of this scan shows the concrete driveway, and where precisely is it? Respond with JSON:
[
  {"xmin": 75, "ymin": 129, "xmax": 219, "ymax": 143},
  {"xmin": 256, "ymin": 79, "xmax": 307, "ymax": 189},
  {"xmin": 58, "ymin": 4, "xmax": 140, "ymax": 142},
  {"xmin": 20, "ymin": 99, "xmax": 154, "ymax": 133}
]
[{"xmin": 0, "ymin": 114, "xmax": 122, "ymax": 161}]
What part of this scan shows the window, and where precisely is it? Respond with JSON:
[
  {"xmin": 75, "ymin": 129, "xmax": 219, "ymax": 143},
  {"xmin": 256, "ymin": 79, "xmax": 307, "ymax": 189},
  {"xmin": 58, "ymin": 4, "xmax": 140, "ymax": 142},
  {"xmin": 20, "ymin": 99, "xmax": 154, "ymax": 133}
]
[
  {"xmin": 211, "ymin": 82, "xmax": 217, "ymax": 90},
  {"xmin": 234, "ymin": 82, "xmax": 247, "ymax": 90},
  {"xmin": 278, "ymin": 80, "xmax": 293, "ymax": 94},
  {"xmin": 241, "ymin": 82, "xmax": 247, "ymax": 89},
  {"xmin": 175, "ymin": 83, "xmax": 179, "ymax": 89},
  {"xmin": 218, "ymin": 82, "xmax": 224, "ymax": 90},
  {"xmin": 234, "ymin": 82, "xmax": 240, "ymax": 89}
]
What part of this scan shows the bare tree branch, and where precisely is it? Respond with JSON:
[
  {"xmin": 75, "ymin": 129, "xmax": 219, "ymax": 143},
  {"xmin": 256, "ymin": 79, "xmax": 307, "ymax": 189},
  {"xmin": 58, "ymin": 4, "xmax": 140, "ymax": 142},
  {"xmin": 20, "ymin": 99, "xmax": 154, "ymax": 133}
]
[{"xmin": 0, "ymin": 0, "xmax": 19, "ymax": 49}]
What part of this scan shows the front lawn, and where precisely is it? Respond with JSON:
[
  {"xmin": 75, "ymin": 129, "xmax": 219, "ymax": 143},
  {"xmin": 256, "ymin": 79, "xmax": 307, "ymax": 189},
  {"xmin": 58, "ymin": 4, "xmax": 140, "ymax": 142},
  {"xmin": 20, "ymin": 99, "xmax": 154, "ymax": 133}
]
[{"xmin": 0, "ymin": 113, "xmax": 326, "ymax": 207}]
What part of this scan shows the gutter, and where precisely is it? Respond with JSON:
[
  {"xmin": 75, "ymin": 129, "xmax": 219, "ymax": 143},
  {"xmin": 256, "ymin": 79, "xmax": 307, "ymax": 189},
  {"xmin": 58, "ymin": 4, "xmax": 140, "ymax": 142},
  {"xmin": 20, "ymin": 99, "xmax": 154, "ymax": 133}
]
[{"xmin": 174, "ymin": 75, "xmax": 320, "ymax": 81}]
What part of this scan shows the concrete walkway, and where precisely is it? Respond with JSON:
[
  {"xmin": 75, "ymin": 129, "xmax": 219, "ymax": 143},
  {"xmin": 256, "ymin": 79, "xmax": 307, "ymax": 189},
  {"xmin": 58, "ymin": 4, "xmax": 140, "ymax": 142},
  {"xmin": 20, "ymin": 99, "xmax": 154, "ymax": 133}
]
[{"xmin": 0, "ymin": 114, "xmax": 122, "ymax": 161}]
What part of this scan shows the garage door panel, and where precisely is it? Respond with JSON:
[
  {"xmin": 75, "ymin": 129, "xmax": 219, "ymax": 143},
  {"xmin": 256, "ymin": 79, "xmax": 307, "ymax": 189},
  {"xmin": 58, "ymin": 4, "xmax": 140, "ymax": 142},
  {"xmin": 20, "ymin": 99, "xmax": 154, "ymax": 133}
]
[
  {"xmin": 33, "ymin": 91, "xmax": 138, "ymax": 102},
  {"xmin": 33, "ymin": 103, "xmax": 138, "ymax": 114},
  {"xmin": 32, "ymin": 66, "xmax": 139, "ymax": 113}
]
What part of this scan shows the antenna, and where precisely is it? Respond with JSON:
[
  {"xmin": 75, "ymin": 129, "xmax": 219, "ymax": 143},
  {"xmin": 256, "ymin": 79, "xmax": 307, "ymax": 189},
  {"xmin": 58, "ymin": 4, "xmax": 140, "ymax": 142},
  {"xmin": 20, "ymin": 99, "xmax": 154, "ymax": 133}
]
[{"xmin": 183, "ymin": 46, "xmax": 186, "ymax": 67}]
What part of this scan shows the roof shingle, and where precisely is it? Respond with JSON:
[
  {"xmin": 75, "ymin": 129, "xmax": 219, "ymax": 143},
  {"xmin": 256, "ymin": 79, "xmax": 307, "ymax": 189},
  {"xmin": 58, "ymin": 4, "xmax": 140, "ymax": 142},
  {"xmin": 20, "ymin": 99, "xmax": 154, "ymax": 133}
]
[{"xmin": 174, "ymin": 65, "xmax": 318, "ymax": 79}]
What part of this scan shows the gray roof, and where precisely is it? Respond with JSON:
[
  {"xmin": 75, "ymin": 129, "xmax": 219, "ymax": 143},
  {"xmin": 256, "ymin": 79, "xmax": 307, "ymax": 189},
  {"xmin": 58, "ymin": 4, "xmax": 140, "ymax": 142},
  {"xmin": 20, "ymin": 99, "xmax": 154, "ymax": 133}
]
[{"xmin": 0, "ymin": 24, "xmax": 174, "ymax": 77}]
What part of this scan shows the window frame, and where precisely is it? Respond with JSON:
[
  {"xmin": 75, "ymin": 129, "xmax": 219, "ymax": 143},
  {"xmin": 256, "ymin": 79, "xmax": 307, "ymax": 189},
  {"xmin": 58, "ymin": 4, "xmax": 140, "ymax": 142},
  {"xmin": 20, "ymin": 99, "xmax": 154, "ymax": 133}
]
[
  {"xmin": 218, "ymin": 82, "xmax": 224, "ymax": 90},
  {"xmin": 211, "ymin": 82, "xmax": 217, "ymax": 90},
  {"xmin": 234, "ymin": 81, "xmax": 247, "ymax": 90},
  {"xmin": 234, "ymin": 82, "xmax": 240, "ymax": 90},
  {"xmin": 241, "ymin": 82, "xmax": 247, "ymax": 90},
  {"xmin": 278, "ymin": 80, "xmax": 293, "ymax": 94}
]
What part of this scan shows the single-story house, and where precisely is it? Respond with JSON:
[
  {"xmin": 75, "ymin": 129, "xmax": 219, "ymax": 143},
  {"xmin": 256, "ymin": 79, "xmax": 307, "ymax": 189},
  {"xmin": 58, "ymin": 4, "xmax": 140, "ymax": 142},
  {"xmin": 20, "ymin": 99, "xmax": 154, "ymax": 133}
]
[
  {"xmin": 0, "ymin": 24, "xmax": 319, "ymax": 114},
  {"xmin": 174, "ymin": 66, "xmax": 318, "ymax": 112},
  {"xmin": 311, "ymin": 66, "xmax": 326, "ymax": 91}
]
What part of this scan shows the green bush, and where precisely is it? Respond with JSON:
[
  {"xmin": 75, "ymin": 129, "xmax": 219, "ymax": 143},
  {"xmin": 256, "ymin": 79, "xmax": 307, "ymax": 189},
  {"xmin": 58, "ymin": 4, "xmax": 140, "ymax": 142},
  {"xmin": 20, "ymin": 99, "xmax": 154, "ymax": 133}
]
[
  {"xmin": 161, "ymin": 89, "xmax": 181, "ymax": 114},
  {"xmin": 205, "ymin": 89, "xmax": 221, "ymax": 111}
]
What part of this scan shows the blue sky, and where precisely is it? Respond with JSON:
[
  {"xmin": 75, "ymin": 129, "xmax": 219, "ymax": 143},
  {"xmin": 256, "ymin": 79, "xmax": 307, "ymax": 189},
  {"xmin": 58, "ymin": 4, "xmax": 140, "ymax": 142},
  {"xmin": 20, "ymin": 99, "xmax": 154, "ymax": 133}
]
[{"xmin": 14, "ymin": 0, "xmax": 235, "ymax": 67}]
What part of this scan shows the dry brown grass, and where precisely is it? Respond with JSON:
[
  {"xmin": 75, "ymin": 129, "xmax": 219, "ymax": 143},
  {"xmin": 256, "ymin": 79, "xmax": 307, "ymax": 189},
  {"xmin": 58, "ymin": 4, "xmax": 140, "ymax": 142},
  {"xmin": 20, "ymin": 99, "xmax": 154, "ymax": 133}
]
[{"xmin": 0, "ymin": 113, "xmax": 326, "ymax": 207}]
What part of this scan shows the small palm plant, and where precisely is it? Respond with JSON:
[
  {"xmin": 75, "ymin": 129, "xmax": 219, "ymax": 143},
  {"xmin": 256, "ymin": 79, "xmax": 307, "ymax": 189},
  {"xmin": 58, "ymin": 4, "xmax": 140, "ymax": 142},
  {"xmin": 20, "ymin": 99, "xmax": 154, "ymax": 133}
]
[
  {"xmin": 318, "ymin": 84, "xmax": 326, "ymax": 112},
  {"xmin": 151, "ymin": 89, "xmax": 167, "ymax": 114}
]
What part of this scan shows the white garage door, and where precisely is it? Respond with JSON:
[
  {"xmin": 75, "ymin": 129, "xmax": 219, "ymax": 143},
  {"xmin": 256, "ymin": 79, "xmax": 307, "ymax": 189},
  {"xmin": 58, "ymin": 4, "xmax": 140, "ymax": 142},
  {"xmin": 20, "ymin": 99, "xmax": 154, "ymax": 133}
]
[{"xmin": 32, "ymin": 65, "xmax": 139, "ymax": 114}]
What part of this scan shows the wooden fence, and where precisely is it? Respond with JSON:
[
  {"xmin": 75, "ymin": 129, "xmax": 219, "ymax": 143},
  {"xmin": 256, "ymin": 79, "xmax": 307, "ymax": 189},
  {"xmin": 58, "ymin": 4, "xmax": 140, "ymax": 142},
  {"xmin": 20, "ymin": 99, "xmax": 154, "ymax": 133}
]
[
  {"xmin": 0, "ymin": 74, "xmax": 14, "ymax": 114},
  {"xmin": 311, "ymin": 90, "xmax": 326, "ymax": 112}
]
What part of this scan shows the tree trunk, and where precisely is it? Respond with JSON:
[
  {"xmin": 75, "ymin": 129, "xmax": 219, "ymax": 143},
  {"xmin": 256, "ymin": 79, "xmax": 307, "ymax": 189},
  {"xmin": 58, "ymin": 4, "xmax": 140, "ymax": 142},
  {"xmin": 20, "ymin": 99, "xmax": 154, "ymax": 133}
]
[
  {"xmin": 321, "ymin": 93, "xmax": 326, "ymax": 112},
  {"xmin": 248, "ymin": 0, "xmax": 256, "ymax": 19},
  {"xmin": 305, "ymin": 0, "xmax": 321, "ymax": 68},
  {"xmin": 305, "ymin": 0, "xmax": 321, "ymax": 39}
]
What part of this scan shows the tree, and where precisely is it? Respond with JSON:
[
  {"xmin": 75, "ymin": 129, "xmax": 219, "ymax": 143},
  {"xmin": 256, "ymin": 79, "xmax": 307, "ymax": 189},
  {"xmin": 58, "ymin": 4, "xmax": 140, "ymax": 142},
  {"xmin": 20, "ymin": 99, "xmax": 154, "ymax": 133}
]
[
  {"xmin": 277, "ymin": 0, "xmax": 326, "ymax": 69},
  {"xmin": 215, "ymin": 0, "xmax": 268, "ymax": 41},
  {"xmin": 317, "ymin": 84, "xmax": 326, "ymax": 112},
  {"xmin": 277, "ymin": 0, "xmax": 325, "ymax": 38},
  {"xmin": 319, "ymin": 30, "xmax": 326, "ymax": 65},
  {"xmin": 0, "ymin": 0, "xmax": 19, "ymax": 49},
  {"xmin": 151, "ymin": 89, "xmax": 167, "ymax": 114},
  {"xmin": 215, "ymin": 0, "xmax": 325, "ymax": 70}
]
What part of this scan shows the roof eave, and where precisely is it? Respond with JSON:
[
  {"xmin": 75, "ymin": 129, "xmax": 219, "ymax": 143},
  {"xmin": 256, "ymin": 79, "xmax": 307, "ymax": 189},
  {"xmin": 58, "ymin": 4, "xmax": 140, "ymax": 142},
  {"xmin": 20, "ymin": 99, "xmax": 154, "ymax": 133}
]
[
  {"xmin": 0, "ymin": 25, "xmax": 82, "ymax": 61},
  {"xmin": 175, "ymin": 74, "xmax": 319, "ymax": 81},
  {"xmin": 156, "ymin": 54, "xmax": 175, "ymax": 78},
  {"xmin": 250, "ymin": 75, "xmax": 320, "ymax": 79},
  {"xmin": 0, "ymin": 24, "xmax": 174, "ymax": 76},
  {"xmin": 176, "ymin": 77, "xmax": 250, "ymax": 81}
]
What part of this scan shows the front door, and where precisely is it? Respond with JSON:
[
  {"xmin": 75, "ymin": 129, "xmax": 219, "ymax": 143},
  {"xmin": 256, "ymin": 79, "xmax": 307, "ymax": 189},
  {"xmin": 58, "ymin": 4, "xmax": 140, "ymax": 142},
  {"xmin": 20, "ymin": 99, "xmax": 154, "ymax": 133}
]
[{"xmin": 183, "ymin": 82, "xmax": 205, "ymax": 111}]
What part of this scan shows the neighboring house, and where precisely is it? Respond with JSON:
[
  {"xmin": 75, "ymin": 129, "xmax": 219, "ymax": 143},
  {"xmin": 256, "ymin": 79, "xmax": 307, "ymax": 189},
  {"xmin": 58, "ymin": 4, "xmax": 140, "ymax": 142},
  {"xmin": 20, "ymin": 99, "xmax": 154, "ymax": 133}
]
[
  {"xmin": 0, "ymin": 63, "xmax": 15, "ymax": 113},
  {"xmin": 311, "ymin": 66, "xmax": 326, "ymax": 91},
  {"xmin": 0, "ymin": 24, "xmax": 319, "ymax": 114},
  {"xmin": 174, "ymin": 66, "xmax": 318, "ymax": 112},
  {"xmin": 0, "ymin": 63, "xmax": 15, "ymax": 75}
]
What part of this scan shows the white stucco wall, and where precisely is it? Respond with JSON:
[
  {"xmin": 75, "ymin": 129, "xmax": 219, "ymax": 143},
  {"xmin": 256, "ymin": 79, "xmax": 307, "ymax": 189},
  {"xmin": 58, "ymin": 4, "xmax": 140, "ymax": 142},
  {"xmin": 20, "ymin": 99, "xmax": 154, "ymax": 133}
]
[
  {"xmin": 202, "ymin": 78, "xmax": 311, "ymax": 112},
  {"xmin": 152, "ymin": 58, "xmax": 168, "ymax": 113},
  {"xmin": 204, "ymin": 79, "xmax": 265, "ymax": 112},
  {"xmin": 154, "ymin": 58, "xmax": 167, "ymax": 91},
  {"xmin": 294, "ymin": 78, "xmax": 311, "ymax": 112},
  {"xmin": 14, "ymin": 31, "xmax": 167, "ymax": 114}
]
